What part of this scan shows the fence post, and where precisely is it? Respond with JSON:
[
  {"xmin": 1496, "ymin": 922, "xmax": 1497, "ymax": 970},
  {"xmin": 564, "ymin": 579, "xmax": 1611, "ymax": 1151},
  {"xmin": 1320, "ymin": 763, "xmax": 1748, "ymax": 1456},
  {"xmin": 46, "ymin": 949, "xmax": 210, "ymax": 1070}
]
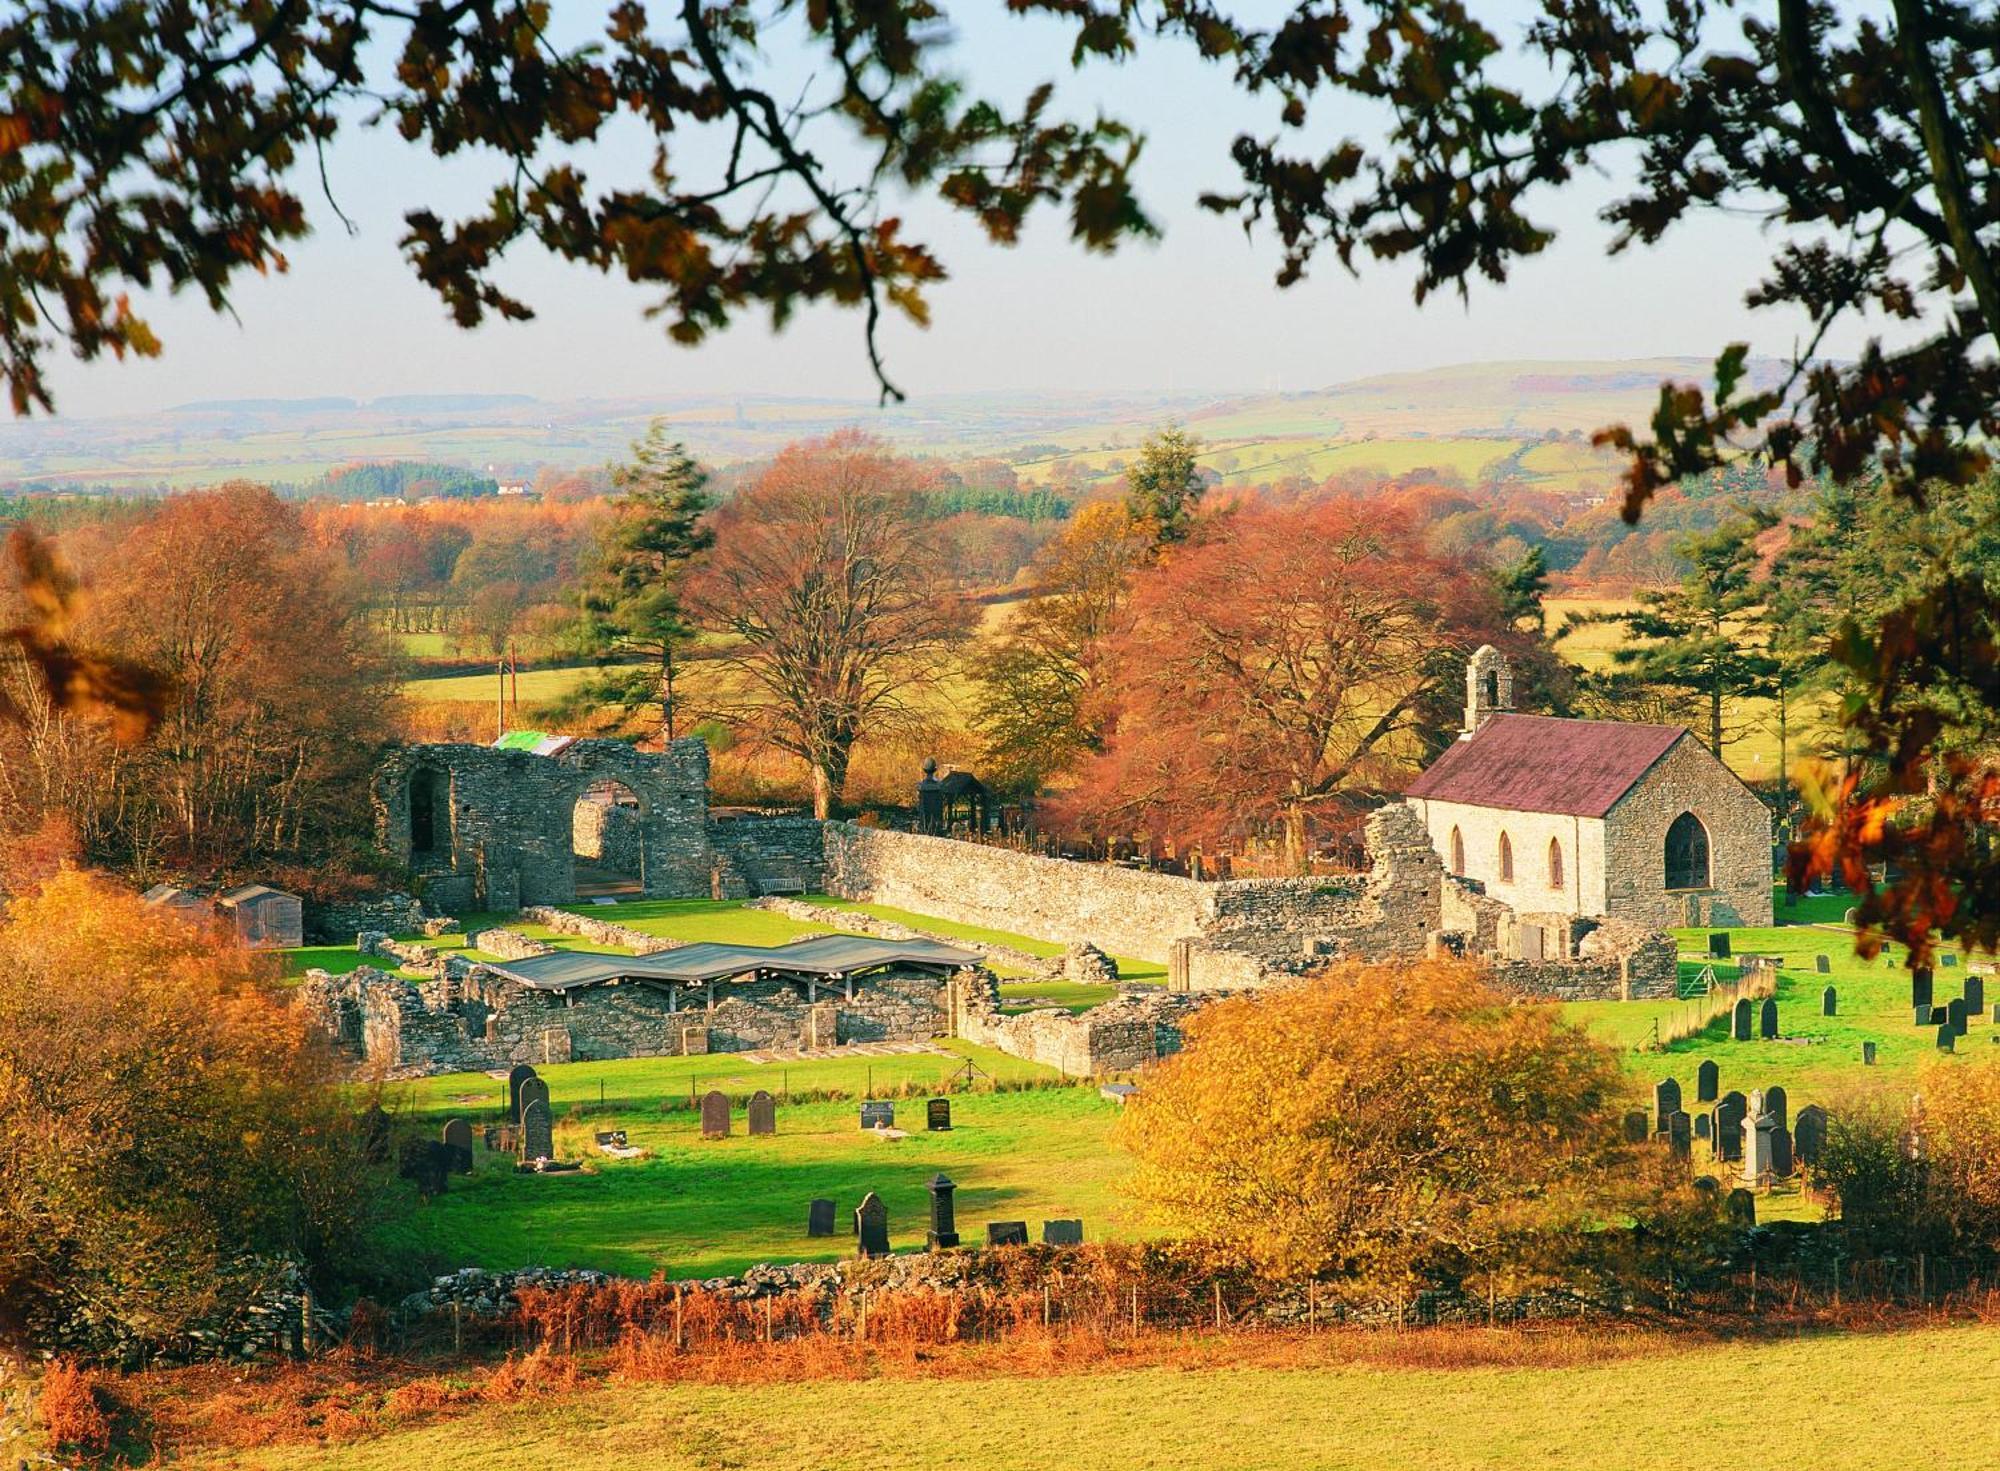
[
  {"xmin": 1213, "ymin": 1281, "xmax": 1223, "ymax": 1332},
  {"xmin": 454, "ymin": 1298, "xmax": 462, "ymax": 1356},
  {"xmin": 1750, "ymin": 1259, "xmax": 1757, "ymax": 1315},
  {"xmin": 674, "ymin": 1284, "xmax": 684, "ymax": 1351},
  {"xmin": 1130, "ymin": 1282, "xmax": 1139, "ymax": 1336},
  {"xmin": 764, "ymin": 1294, "xmax": 773, "ymax": 1343},
  {"xmin": 300, "ymin": 1286, "xmax": 315, "ymax": 1358},
  {"xmin": 1042, "ymin": 1284, "xmax": 1051, "ymax": 1329},
  {"xmin": 859, "ymin": 1290, "xmax": 867, "ymax": 1342},
  {"xmin": 1919, "ymin": 1253, "xmax": 1927, "ymax": 1305},
  {"xmin": 1309, "ymin": 1280, "xmax": 1318, "ymax": 1335}
]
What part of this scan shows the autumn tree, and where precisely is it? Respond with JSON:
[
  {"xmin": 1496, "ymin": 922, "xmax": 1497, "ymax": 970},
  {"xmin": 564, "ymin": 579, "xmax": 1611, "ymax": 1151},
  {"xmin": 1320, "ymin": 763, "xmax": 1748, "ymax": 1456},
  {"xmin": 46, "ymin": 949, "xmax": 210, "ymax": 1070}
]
[
  {"xmin": 689, "ymin": 434, "xmax": 971, "ymax": 817},
  {"xmin": 1118, "ymin": 959, "xmax": 1632, "ymax": 1291},
  {"xmin": 0, "ymin": 871, "xmax": 374, "ymax": 1356},
  {"xmin": 971, "ymin": 500, "xmax": 1150, "ymax": 794},
  {"xmin": 1056, "ymin": 499, "xmax": 1499, "ymax": 865},
  {"xmin": 1123, "ymin": 426, "xmax": 1205, "ymax": 548},
  {"xmin": 568, "ymin": 422, "xmax": 715, "ymax": 741}
]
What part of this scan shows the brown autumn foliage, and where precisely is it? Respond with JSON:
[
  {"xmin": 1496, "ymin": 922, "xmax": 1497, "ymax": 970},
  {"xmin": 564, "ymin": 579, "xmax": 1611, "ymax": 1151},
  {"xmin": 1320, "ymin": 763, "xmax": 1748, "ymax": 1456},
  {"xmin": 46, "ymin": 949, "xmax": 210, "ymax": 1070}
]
[
  {"xmin": 36, "ymin": 1359, "xmax": 112, "ymax": 1454},
  {"xmin": 1118, "ymin": 959, "xmax": 1636, "ymax": 1291},
  {"xmin": 0, "ymin": 870, "xmax": 375, "ymax": 1356},
  {"xmin": 1053, "ymin": 499, "xmax": 1504, "ymax": 862},
  {"xmin": 2, "ymin": 485, "xmax": 400, "ymax": 887}
]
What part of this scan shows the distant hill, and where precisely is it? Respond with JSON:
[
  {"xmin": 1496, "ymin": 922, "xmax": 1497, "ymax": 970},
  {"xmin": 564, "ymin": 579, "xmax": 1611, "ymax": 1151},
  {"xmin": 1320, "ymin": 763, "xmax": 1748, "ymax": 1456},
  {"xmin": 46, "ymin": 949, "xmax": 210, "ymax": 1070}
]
[{"xmin": 0, "ymin": 357, "xmax": 1793, "ymax": 492}]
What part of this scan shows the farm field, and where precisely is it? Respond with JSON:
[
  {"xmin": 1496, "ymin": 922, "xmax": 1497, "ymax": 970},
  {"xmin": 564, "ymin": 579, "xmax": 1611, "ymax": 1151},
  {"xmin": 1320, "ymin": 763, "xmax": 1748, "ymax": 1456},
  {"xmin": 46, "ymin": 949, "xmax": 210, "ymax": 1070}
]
[
  {"xmin": 377, "ymin": 1053, "xmax": 1132, "ymax": 1278},
  {"xmin": 174, "ymin": 1320, "xmax": 2000, "ymax": 1471}
]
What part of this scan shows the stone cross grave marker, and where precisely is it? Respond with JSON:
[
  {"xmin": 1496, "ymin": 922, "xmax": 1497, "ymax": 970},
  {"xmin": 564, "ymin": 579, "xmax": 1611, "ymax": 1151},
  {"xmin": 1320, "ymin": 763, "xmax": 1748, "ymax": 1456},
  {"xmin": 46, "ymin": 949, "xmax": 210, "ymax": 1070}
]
[
  {"xmin": 1759, "ymin": 998, "xmax": 1779, "ymax": 1040},
  {"xmin": 1822, "ymin": 986, "xmax": 1837, "ymax": 1017},
  {"xmin": 1710, "ymin": 933, "xmax": 1732, "ymax": 958},
  {"xmin": 1763, "ymin": 1085, "xmax": 1788, "ymax": 1131},
  {"xmin": 747, "ymin": 1089, "xmax": 777, "ymax": 1136},
  {"xmin": 1815, "ymin": 954, "xmax": 1831, "ymax": 974},
  {"xmin": 1795, "ymin": 1104, "xmax": 1828, "ymax": 1167},
  {"xmin": 1667, "ymin": 1110, "xmax": 1692, "ymax": 1160},
  {"xmin": 1623, "ymin": 1110, "xmax": 1648, "ymax": 1144},
  {"xmin": 517, "ymin": 1076, "xmax": 550, "ymax": 1128},
  {"xmin": 1713, "ymin": 1092, "xmax": 1748, "ymax": 1163},
  {"xmin": 1863, "ymin": 1040, "xmax": 1878, "ymax": 1065},
  {"xmin": 1968, "ymin": 974, "xmax": 1986, "ymax": 1015},
  {"xmin": 521, "ymin": 1099, "xmax": 554, "ymax": 1162},
  {"xmin": 807, "ymin": 1198, "xmax": 836, "ymax": 1237},
  {"xmin": 855, "ymin": 1191, "xmax": 890, "ymax": 1258},
  {"xmin": 1043, "ymin": 1219, "xmax": 1084, "ymax": 1246},
  {"xmin": 1654, "ymin": 1077, "xmax": 1681, "ymax": 1134},
  {"xmin": 700, "ymin": 1090, "xmax": 731, "ymax": 1139},
  {"xmin": 508, "ymin": 1064, "xmax": 538, "ymax": 1123},
  {"xmin": 441, "ymin": 1117, "xmax": 473, "ymax": 1174},
  {"xmin": 985, "ymin": 1221, "xmax": 1029, "ymax": 1247},
  {"xmin": 860, "ymin": 1100, "xmax": 895, "ymax": 1130},
  {"xmin": 1697, "ymin": 1059, "xmax": 1719, "ymax": 1103},
  {"xmin": 926, "ymin": 1173, "xmax": 959, "ymax": 1249},
  {"xmin": 1913, "ymin": 968, "xmax": 1935, "ymax": 1013},
  {"xmin": 926, "ymin": 1098, "xmax": 953, "ymax": 1132},
  {"xmin": 1732, "ymin": 998, "xmax": 1753, "ymax": 1042}
]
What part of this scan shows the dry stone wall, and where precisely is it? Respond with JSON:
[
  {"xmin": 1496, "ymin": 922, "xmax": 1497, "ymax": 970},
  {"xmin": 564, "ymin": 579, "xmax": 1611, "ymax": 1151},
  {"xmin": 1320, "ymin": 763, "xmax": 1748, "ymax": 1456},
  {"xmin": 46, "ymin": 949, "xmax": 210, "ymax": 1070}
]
[
  {"xmin": 944, "ymin": 974, "xmax": 1198, "ymax": 1077},
  {"xmin": 306, "ymin": 891, "xmax": 428, "ymax": 945},
  {"xmin": 709, "ymin": 816, "xmax": 828, "ymax": 897}
]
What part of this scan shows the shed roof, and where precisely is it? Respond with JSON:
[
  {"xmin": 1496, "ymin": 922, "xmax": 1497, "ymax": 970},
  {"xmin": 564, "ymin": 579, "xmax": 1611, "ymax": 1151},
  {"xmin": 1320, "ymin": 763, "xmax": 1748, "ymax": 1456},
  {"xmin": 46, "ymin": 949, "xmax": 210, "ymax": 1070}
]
[
  {"xmin": 217, "ymin": 883, "xmax": 300, "ymax": 905},
  {"xmin": 485, "ymin": 934, "xmax": 984, "ymax": 992},
  {"xmin": 1405, "ymin": 713, "xmax": 1687, "ymax": 818}
]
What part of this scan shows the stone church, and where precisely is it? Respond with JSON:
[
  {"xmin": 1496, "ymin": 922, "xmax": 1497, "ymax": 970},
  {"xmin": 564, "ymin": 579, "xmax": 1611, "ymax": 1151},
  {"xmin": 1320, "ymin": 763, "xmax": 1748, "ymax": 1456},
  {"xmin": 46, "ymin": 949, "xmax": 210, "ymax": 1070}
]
[{"xmin": 1405, "ymin": 647, "xmax": 1773, "ymax": 927}]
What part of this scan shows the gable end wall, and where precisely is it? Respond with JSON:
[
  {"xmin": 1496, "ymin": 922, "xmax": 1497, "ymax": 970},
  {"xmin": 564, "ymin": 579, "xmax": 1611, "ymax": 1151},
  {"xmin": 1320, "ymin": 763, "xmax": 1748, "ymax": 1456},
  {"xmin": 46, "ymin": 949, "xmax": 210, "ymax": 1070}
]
[{"xmin": 1601, "ymin": 736, "xmax": 1773, "ymax": 927}]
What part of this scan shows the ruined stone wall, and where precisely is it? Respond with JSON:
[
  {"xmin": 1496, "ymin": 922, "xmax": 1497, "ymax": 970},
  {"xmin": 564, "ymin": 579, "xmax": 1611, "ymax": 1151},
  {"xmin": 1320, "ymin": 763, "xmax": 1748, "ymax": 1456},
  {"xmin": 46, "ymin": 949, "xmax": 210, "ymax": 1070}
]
[
  {"xmin": 299, "ymin": 963, "xmax": 950, "ymax": 1077},
  {"xmin": 518, "ymin": 905, "xmax": 683, "ymax": 954},
  {"xmin": 945, "ymin": 974, "xmax": 1198, "ymax": 1077},
  {"xmin": 572, "ymin": 798, "xmax": 643, "ymax": 873},
  {"xmin": 749, "ymin": 895, "xmax": 1052, "ymax": 973},
  {"xmin": 708, "ymin": 816, "xmax": 828, "ymax": 897},
  {"xmin": 374, "ymin": 738, "xmax": 713, "ymax": 912},
  {"xmin": 306, "ymin": 892, "xmax": 428, "ymax": 945},
  {"xmin": 1602, "ymin": 736, "xmax": 1774, "ymax": 927}
]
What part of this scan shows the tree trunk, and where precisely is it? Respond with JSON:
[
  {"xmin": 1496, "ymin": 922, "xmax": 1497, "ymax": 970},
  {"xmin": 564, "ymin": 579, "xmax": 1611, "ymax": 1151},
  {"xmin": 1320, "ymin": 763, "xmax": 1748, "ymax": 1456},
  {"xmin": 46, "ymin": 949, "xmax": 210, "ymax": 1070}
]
[
  {"xmin": 658, "ymin": 643, "xmax": 678, "ymax": 744},
  {"xmin": 810, "ymin": 763, "xmax": 836, "ymax": 821},
  {"xmin": 1709, "ymin": 678, "xmax": 1724, "ymax": 756},
  {"xmin": 1283, "ymin": 806, "xmax": 1310, "ymax": 875}
]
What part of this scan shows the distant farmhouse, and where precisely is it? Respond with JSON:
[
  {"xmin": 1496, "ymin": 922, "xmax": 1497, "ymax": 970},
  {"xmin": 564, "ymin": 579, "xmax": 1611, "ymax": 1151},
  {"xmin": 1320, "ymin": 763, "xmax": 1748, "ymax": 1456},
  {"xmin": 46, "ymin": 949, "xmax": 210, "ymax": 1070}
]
[{"xmin": 1406, "ymin": 647, "xmax": 1773, "ymax": 928}]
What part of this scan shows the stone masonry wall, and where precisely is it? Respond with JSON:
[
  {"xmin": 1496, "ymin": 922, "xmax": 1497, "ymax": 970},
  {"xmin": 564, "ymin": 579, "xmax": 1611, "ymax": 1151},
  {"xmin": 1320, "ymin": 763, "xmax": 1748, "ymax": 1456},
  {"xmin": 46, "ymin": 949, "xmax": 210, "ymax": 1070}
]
[
  {"xmin": 944, "ymin": 974, "xmax": 1199, "ymax": 1077},
  {"xmin": 306, "ymin": 891, "xmax": 428, "ymax": 945},
  {"xmin": 708, "ymin": 816, "xmax": 828, "ymax": 898},
  {"xmin": 1602, "ymin": 735, "xmax": 1774, "ymax": 927}
]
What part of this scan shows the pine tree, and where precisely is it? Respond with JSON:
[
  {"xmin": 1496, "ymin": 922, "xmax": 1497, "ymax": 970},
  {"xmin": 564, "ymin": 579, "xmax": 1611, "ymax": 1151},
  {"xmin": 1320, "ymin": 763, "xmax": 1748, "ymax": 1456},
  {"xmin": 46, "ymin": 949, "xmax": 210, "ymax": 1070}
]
[{"xmin": 572, "ymin": 423, "xmax": 715, "ymax": 741}]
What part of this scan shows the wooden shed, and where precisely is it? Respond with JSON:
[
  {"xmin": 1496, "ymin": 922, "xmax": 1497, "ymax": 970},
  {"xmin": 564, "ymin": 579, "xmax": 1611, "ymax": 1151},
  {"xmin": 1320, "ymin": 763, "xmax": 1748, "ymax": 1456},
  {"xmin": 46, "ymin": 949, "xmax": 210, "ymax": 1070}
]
[
  {"xmin": 216, "ymin": 883, "xmax": 304, "ymax": 949},
  {"xmin": 140, "ymin": 884, "xmax": 214, "ymax": 922}
]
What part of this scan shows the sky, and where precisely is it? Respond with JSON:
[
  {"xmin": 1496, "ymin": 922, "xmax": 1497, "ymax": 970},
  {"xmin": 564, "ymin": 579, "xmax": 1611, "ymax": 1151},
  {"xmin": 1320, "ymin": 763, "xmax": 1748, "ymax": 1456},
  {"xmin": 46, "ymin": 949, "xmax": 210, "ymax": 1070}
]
[{"xmin": 32, "ymin": 2, "xmax": 1907, "ymax": 420}]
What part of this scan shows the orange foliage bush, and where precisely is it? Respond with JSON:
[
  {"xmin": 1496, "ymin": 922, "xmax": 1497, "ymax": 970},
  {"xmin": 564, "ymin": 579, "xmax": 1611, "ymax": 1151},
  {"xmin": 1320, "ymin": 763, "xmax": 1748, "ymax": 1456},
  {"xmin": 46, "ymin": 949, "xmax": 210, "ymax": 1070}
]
[{"xmin": 38, "ymin": 1360, "xmax": 112, "ymax": 1453}]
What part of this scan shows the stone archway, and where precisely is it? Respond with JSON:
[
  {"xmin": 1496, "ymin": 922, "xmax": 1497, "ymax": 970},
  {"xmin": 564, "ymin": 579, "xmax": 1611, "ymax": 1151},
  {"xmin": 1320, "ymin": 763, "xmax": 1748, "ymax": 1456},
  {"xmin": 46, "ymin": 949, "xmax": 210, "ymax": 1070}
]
[{"xmin": 572, "ymin": 777, "xmax": 646, "ymax": 897}]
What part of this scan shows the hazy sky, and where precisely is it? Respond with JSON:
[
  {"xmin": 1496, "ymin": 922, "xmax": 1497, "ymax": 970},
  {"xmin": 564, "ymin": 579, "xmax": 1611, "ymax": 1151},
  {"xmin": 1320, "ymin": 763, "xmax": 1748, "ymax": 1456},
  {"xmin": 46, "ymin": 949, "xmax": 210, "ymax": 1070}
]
[{"xmin": 35, "ymin": 2, "xmax": 1907, "ymax": 420}]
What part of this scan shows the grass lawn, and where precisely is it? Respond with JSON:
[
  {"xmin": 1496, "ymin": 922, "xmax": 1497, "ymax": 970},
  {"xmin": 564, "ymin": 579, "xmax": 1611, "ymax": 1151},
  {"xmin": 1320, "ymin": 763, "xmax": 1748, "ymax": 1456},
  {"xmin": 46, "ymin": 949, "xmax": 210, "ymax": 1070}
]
[
  {"xmin": 175, "ymin": 1321, "xmax": 2000, "ymax": 1471},
  {"xmin": 377, "ymin": 1047, "xmax": 1133, "ymax": 1278}
]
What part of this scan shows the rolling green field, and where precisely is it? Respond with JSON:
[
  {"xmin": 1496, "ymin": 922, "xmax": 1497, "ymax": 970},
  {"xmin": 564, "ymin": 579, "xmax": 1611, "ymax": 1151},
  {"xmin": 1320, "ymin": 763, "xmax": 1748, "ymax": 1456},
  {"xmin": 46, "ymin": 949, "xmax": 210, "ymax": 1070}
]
[
  {"xmin": 178, "ymin": 1321, "xmax": 2000, "ymax": 1471},
  {"xmin": 378, "ymin": 1050, "xmax": 1133, "ymax": 1278}
]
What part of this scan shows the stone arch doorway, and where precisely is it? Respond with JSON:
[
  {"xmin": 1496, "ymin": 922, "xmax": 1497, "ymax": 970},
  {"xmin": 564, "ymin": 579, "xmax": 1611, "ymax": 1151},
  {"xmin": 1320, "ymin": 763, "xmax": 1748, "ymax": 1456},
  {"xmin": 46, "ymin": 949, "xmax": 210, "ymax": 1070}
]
[
  {"xmin": 409, "ymin": 766, "xmax": 447, "ymax": 860},
  {"xmin": 573, "ymin": 778, "xmax": 646, "ymax": 897}
]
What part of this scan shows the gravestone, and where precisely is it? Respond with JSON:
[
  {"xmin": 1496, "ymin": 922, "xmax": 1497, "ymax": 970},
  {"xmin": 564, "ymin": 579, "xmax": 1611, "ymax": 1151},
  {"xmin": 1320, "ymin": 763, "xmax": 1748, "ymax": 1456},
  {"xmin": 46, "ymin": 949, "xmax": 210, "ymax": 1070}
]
[
  {"xmin": 1744, "ymin": 1113, "xmax": 1777, "ymax": 1184},
  {"xmin": 700, "ymin": 1089, "xmax": 731, "ymax": 1139},
  {"xmin": 1732, "ymin": 998, "xmax": 1753, "ymax": 1042},
  {"xmin": 1713, "ymin": 1092, "xmax": 1748, "ymax": 1163},
  {"xmin": 593, "ymin": 1129, "xmax": 628, "ymax": 1149},
  {"xmin": 1795, "ymin": 1104, "xmax": 1828, "ymax": 1167},
  {"xmin": 507, "ymin": 1064, "xmax": 538, "ymax": 1122},
  {"xmin": 1763, "ymin": 1085, "xmax": 1788, "ymax": 1130},
  {"xmin": 520, "ymin": 1098, "xmax": 554, "ymax": 1162},
  {"xmin": 1623, "ymin": 1110, "xmax": 1649, "ymax": 1144},
  {"xmin": 1692, "ymin": 1175, "xmax": 1719, "ymax": 1197},
  {"xmin": 1667, "ymin": 1110, "xmax": 1692, "ymax": 1160},
  {"xmin": 1759, "ymin": 998, "xmax": 1779, "ymax": 1040},
  {"xmin": 1815, "ymin": 954, "xmax": 1831, "ymax": 974},
  {"xmin": 441, "ymin": 1117, "xmax": 474, "ymax": 1174},
  {"xmin": 1770, "ymin": 1124, "xmax": 1795, "ymax": 1179},
  {"xmin": 398, "ymin": 1138, "xmax": 451, "ymax": 1198},
  {"xmin": 985, "ymin": 1221, "xmax": 1029, "ymax": 1247},
  {"xmin": 859, "ymin": 1100, "xmax": 895, "ymax": 1130},
  {"xmin": 1654, "ymin": 1078, "xmax": 1682, "ymax": 1134},
  {"xmin": 1917, "ymin": 1006, "xmax": 1937, "ymax": 1027},
  {"xmin": 1913, "ymin": 968, "xmax": 1935, "ymax": 1013},
  {"xmin": 926, "ymin": 1173, "xmax": 960, "ymax": 1250},
  {"xmin": 1726, "ymin": 1188, "xmax": 1757, "ymax": 1227},
  {"xmin": 1938, "ymin": 1024, "xmax": 1956, "ymax": 1053},
  {"xmin": 1949, "ymin": 998, "xmax": 1969, "ymax": 1037},
  {"xmin": 1968, "ymin": 974, "xmax": 1986, "ymax": 1015},
  {"xmin": 1944, "ymin": 953, "xmax": 1960, "ymax": 967},
  {"xmin": 359, "ymin": 1104, "xmax": 391, "ymax": 1165},
  {"xmin": 855, "ymin": 1191, "xmax": 890, "ymax": 1258},
  {"xmin": 747, "ymin": 1089, "xmax": 777, "ymax": 1136},
  {"xmin": 1043, "ymin": 1219, "xmax": 1085, "ymax": 1246},
  {"xmin": 1822, "ymin": 986, "xmax": 1837, "ymax": 1017},
  {"xmin": 926, "ymin": 1098, "xmax": 953, "ymax": 1132},
  {"xmin": 1709, "ymin": 933, "xmax": 1732, "ymax": 958},
  {"xmin": 517, "ymin": 1076, "xmax": 550, "ymax": 1127},
  {"xmin": 1695, "ymin": 1113, "xmax": 1711, "ymax": 1141},
  {"xmin": 1864, "ymin": 1040, "xmax": 1878, "ymax": 1065},
  {"xmin": 807, "ymin": 1198, "xmax": 836, "ymax": 1237},
  {"xmin": 1697, "ymin": 1059, "xmax": 1719, "ymax": 1103},
  {"xmin": 1930, "ymin": 1004, "xmax": 1949, "ymax": 1026}
]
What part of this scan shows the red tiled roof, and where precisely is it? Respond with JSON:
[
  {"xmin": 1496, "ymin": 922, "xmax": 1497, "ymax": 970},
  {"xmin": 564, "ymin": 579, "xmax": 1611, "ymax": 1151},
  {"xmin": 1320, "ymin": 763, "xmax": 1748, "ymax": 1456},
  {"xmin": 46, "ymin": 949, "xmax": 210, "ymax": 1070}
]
[{"xmin": 1405, "ymin": 713, "xmax": 1687, "ymax": 817}]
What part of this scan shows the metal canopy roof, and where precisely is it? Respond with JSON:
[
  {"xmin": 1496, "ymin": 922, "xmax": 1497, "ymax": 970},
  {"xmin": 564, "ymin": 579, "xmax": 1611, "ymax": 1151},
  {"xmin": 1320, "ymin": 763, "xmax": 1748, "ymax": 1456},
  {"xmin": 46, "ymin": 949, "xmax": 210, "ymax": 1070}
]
[{"xmin": 486, "ymin": 934, "xmax": 984, "ymax": 992}]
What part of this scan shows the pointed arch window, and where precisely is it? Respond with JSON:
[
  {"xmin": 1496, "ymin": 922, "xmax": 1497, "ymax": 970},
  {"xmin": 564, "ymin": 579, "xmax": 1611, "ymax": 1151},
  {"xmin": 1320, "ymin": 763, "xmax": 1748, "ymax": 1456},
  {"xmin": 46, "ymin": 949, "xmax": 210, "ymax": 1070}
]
[
  {"xmin": 1449, "ymin": 826, "xmax": 1464, "ymax": 875},
  {"xmin": 1498, "ymin": 831, "xmax": 1514, "ymax": 882},
  {"xmin": 1665, "ymin": 811, "xmax": 1712, "ymax": 891},
  {"xmin": 1547, "ymin": 837, "xmax": 1565, "ymax": 890}
]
